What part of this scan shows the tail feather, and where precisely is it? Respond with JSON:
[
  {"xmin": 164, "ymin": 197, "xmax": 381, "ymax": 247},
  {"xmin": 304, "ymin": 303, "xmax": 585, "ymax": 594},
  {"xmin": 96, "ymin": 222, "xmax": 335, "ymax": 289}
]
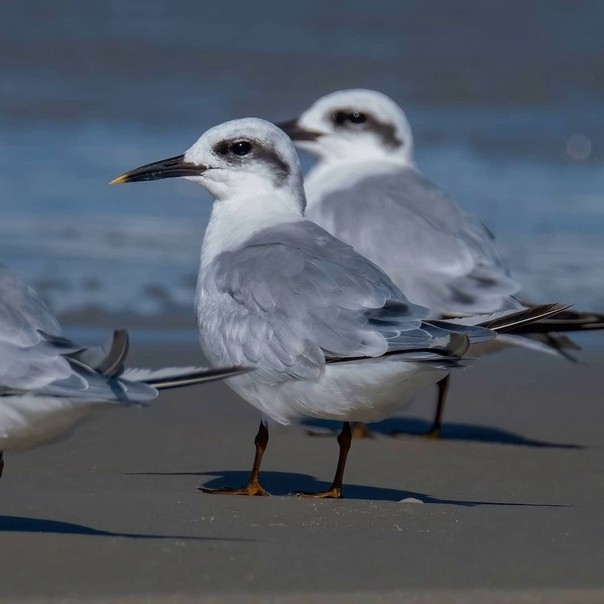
[
  {"xmin": 327, "ymin": 331, "xmax": 471, "ymax": 369},
  {"xmin": 44, "ymin": 328, "xmax": 131, "ymax": 378},
  {"xmin": 123, "ymin": 365, "xmax": 251, "ymax": 390},
  {"xmin": 327, "ymin": 349, "xmax": 467, "ymax": 369},
  {"xmin": 444, "ymin": 304, "xmax": 601, "ymax": 362},
  {"xmin": 95, "ymin": 329, "xmax": 130, "ymax": 377},
  {"xmin": 440, "ymin": 304, "xmax": 570, "ymax": 333},
  {"xmin": 472, "ymin": 305, "xmax": 586, "ymax": 363},
  {"xmin": 509, "ymin": 308, "xmax": 604, "ymax": 334}
]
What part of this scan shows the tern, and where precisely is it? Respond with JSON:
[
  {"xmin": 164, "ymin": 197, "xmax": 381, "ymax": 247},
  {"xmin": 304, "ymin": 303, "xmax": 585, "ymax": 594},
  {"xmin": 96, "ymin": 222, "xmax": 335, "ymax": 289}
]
[
  {"xmin": 278, "ymin": 89, "xmax": 604, "ymax": 438},
  {"xmin": 113, "ymin": 118, "xmax": 565, "ymax": 497},
  {"xmin": 0, "ymin": 264, "xmax": 248, "ymax": 478}
]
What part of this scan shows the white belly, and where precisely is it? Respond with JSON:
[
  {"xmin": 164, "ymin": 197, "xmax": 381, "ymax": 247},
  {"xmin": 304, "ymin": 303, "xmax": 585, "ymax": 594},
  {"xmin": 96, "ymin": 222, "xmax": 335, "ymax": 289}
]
[
  {"xmin": 223, "ymin": 357, "xmax": 447, "ymax": 425},
  {"xmin": 0, "ymin": 395, "xmax": 108, "ymax": 451}
]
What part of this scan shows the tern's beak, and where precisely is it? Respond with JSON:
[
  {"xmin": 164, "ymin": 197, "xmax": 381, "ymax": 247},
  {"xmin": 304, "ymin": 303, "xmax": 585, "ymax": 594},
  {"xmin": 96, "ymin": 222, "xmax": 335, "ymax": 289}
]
[
  {"xmin": 276, "ymin": 118, "xmax": 324, "ymax": 142},
  {"xmin": 110, "ymin": 154, "xmax": 207, "ymax": 185}
]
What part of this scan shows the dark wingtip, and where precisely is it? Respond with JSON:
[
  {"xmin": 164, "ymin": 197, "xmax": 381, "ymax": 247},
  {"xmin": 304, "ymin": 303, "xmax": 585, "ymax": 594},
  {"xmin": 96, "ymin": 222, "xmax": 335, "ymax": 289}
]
[{"xmin": 486, "ymin": 303, "xmax": 571, "ymax": 333}]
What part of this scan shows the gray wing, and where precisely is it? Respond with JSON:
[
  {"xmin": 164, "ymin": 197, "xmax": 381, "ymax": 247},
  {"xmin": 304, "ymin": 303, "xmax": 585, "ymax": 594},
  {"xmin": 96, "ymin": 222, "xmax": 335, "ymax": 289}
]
[
  {"xmin": 306, "ymin": 168, "xmax": 521, "ymax": 315},
  {"xmin": 202, "ymin": 220, "xmax": 493, "ymax": 383},
  {"xmin": 0, "ymin": 329, "xmax": 156, "ymax": 402},
  {"xmin": 0, "ymin": 266, "xmax": 156, "ymax": 402}
]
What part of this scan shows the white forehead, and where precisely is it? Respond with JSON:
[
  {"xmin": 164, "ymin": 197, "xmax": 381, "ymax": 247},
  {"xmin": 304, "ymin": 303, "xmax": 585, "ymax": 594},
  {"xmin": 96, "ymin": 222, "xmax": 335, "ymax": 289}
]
[
  {"xmin": 185, "ymin": 117, "xmax": 299, "ymax": 166},
  {"xmin": 302, "ymin": 89, "xmax": 409, "ymax": 126}
]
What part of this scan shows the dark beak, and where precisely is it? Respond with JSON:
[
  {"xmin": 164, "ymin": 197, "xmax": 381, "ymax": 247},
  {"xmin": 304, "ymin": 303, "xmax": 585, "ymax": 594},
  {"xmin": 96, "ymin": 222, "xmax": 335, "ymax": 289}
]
[
  {"xmin": 110, "ymin": 154, "xmax": 207, "ymax": 185},
  {"xmin": 277, "ymin": 118, "xmax": 324, "ymax": 142}
]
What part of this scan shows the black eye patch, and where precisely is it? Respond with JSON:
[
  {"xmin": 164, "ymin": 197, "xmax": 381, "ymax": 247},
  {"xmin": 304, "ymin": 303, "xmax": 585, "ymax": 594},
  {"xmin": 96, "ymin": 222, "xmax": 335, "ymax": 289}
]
[
  {"xmin": 332, "ymin": 109, "xmax": 402, "ymax": 149},
  {"xmin": 212, "ymin": 138, "xmax": 291, "ymax": 187},
  {"xmin": 334, "ymin": 110, "xmax": 368, "ymax": 126},
  {"xmin": 213, "ymin": 139, "xmax": 253, "ymax": 157}
]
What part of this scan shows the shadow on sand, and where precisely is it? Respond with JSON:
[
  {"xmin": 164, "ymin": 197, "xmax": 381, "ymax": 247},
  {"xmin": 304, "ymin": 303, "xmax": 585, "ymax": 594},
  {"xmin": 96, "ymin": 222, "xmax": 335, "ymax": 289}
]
[
  {"xmin": 129, "ymin": 469, "xmax": 568, "ymax": 507},
  {"xmin": 301, "ymin": 417, "xmax": 585, "ymax": 449},
  {"xmin": 0, "ymin": 514, "xmax": 247, "ymax": 541}
]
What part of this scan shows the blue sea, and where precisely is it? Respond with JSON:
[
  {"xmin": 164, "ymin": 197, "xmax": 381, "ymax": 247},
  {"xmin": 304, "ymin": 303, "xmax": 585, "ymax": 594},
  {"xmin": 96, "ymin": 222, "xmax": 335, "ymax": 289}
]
[{"xmin": 1, "ymin": 0, "xmax": 603, "ymax": 337}]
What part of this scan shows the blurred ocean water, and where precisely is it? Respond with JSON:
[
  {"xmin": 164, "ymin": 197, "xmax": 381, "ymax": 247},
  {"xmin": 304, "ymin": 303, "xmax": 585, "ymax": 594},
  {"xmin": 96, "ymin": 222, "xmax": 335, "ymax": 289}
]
[{"xmin": 1, "ymin": 1, "xmax": 603, "ymax": 330}]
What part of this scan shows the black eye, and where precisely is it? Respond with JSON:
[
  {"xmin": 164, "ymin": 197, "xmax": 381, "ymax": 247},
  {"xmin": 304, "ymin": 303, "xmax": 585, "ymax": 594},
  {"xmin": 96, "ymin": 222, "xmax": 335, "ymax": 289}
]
[
  {"xmin": 348, "ymin": 111, "xmax": 366, "ymax": 124},
  {"xmin": 229, "ymin": 140, "xmax": 252, "ymax": 156},
  {"xmin": 334, "ymin": 111, "xmax": 368, "ymax": 126}
]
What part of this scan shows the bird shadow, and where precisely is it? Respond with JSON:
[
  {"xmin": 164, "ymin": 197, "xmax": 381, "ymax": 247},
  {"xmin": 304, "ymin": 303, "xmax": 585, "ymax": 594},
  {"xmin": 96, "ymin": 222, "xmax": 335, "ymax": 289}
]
[
  {"xmin": 129, "ymin": 469, "xmax": 567, "ymax": 507},
  {"xmin": 301, "ymin": 417, "xmax": 585, "ymax": 450},
  {"xmin": 0, "ymin": 514, "xmax": 246, "ymax": 541}
]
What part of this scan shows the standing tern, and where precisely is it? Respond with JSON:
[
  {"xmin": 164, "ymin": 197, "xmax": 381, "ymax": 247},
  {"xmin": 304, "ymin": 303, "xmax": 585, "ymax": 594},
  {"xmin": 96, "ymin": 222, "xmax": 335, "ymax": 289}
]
[
  {"xmin": 278, "ymin": 89, "xmax": 604, "ymax": 438},
  {"xmin": 112, "ymin": 118, "xmax": 565, "ymax": 498},
  {"xmin": 0, "ymin": 264, "xmax": 248, "ymax": 478}
]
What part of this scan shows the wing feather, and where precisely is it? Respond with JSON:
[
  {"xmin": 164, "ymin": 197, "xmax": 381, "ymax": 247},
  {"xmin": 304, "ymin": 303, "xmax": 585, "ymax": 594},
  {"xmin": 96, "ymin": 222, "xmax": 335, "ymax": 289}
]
[
  {"xmin": 199, "ymin": 220, "xmax": 495, "ymax": 384},
  {"xmin": 306, "ymin": 168, "xmax": 522, "ymax": 314}
]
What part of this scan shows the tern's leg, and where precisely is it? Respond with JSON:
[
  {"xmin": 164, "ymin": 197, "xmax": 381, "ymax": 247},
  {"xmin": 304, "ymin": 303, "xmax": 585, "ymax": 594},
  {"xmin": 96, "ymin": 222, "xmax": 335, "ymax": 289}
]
[
  {"xmin": 0, "ymin": 451, "xmax": 4, "ymax": 479},
  {"xmin": 201, "ymin": 421, "xmax": 270, "ymax": 496},
  {"xmin": 390, "ymin": 374, "xmax": 450, "ymax": 439},
  {"xmin": 424, "ymin": 374, "xmax": 450, "ymax": 439},
  {"xmin": 307, "ymin": 421, "xmax": 375, "ymax": 439},
  {"xmin": 351, "ymin": 422, "xmax": 375, "ymax": 439},
  {"xmin": 299, "ymin": 421, "xmax": 352, "ymax": 499}
]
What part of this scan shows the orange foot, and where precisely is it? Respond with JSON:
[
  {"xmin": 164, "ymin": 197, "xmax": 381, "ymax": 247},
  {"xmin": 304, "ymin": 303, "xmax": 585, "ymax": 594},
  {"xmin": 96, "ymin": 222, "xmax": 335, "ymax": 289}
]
[
  {"xmin": 423, "ymin": 427, "xmax": 442, "ymax": 440},
  {"xmin": 201, "ymin": 481, "xmax": 269, "ymax": 496},
  {"xmin": 297, "ymin": 487, "xmax": 342, "ymax": 499}
]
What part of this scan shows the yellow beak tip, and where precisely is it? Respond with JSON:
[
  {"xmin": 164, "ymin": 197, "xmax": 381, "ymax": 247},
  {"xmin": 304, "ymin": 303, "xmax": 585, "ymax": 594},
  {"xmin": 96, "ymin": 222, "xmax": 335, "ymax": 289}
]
[{"xmin": 109, "ymin": 175, "xmax": 127, "ymax": 185}]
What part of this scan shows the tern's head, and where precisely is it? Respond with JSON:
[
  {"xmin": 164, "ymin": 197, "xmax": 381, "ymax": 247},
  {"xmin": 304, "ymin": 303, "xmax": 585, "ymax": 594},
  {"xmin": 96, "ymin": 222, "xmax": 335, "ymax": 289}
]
[
  {"xmin": 279, "ymin": 89, "xmax": 414, "ymax": 165},
  {"xmin": 112, "ymin": 118, "xmax": 305, "ymax": 206}
]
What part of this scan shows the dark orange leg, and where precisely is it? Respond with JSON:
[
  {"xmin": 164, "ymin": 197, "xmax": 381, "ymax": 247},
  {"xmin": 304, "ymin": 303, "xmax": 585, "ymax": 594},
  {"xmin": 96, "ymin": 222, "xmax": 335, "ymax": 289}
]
[
  {"xmin": 308, "ymin": 421, "xmax": 375, "ymax": 439},
  {"xmin": 351, "ymin": 422, "xmax": 376, "ymax": 439},
  {"xmin": 424, "ymin": 374, "xmax": 450, "ymax": 439},
  {"xmin": 390, "ymin": 374, "xmax": 450, "ymax": 439},
  {"xmin": 201, "ymin": 421, "xmax": 270, "ymax": 496},
  {"xmin": 298, "ymin": 422, "xmax": 352, "ymax": 499}
]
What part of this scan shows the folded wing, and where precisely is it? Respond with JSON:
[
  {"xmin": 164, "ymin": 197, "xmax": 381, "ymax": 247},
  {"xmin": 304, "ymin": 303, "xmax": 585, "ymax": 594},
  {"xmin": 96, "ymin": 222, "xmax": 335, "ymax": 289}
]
[
  {"xmin": 202, "ymin": 220, "xmax": 496, "ymax": 383},
  {"xmin": 307, "ymin": 169, "xmax": 522, "ymax": 314}
]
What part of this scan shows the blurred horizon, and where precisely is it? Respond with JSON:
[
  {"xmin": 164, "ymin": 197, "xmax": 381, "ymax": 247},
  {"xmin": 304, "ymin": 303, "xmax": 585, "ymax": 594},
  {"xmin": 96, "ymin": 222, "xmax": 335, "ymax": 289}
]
[{"xmin": 1, "ymin": 0, "xmax": 604, "ymax": 335}]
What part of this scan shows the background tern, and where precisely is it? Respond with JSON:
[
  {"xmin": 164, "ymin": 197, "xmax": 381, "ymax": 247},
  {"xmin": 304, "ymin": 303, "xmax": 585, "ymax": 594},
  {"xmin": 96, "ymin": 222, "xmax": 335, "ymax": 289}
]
[
  {"xmin": 0, "ymin": 264, "xmax": 248, "ymax": 479},
  {"xmin": 278, "ymin": 89, "xmax": 604, "ymax": 438}
]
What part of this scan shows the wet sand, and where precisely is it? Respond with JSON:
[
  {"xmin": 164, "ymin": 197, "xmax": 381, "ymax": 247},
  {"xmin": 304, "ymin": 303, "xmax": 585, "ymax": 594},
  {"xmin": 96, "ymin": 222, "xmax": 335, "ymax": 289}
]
[{"xmin": 1, "ymin": 341, "xmax": 603, "ymax": 602}]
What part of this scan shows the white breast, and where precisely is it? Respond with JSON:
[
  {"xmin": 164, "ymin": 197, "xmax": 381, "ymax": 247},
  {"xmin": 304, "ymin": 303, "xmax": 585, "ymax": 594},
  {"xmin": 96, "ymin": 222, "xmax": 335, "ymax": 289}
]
[
  {"xmin": 0, "ymin": 395, "xmax": 109, "ymax": 451},
  {"xmin": 220, "ymin": 356, "xmax": 446, "ymax": 425}
]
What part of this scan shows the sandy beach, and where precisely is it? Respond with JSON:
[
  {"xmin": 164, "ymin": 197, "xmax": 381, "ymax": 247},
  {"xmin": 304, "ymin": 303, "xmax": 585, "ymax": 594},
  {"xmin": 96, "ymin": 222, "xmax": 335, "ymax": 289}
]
[
  {"xmin": 1, "ymin": 2, "xmax": 604, "ymax": 603},
  {"xmin": 0, "ymin": 338, "xmax": 603, "ymax": 602}
]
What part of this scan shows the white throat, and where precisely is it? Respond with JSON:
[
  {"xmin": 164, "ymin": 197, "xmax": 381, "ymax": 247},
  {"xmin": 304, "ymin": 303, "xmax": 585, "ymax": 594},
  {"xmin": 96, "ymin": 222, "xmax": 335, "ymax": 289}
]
[{"xmin": 200, "ymin": 190, "xmax": 304, "ymax": 271}]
